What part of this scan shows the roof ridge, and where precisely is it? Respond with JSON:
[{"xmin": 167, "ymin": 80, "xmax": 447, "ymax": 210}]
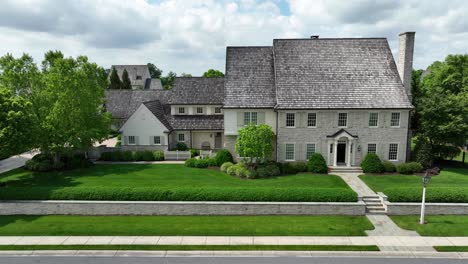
[{"xmin": 273, "ymin": 37, "xmax": 387, "ymax": 41}]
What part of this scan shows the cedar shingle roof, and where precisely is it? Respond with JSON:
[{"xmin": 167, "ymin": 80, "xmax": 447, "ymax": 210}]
[
  {"xmin": 273, "ymin": 38, "xmax": 413, "ymax": 109},
  {"xmin": 143, "ymin": 100, "xmax": 172, "ymax": 131},
  {"xmin": 170, "ymin": 77, "xmax": 224, "ymax": 105},
  {"xmin": 165, "ymin": 115, "xmax": 224, "ymax": 130},
  {"xmin": 111, "ymin": 65, "xmax": 151, "ymax": 87},
  {"xmin": 105, "ymin": 90, "xmax": 171, "ymax": 120},
  {"xmin": 224, "ymin": 47, "xmax": 276, "ymax": 108}
]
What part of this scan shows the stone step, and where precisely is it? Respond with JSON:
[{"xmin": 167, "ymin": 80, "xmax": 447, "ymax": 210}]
[
  {"xmin": 363, "ymin": 198, "xmax": 381, "ymax": 203},
  {"xmin": 367, "ymin": 210, "xmax": 387, "ymax": 215},
  {"xmin": 366, "ymin": 206, "xmax": 385, "ymax": 211},
  {"xmin": 362, "ymin": 196, "xmax": 380, "ymax": 200},
  {"xmin": 364, "ymin": 202, "xmax": 382, "ymax": 206}
]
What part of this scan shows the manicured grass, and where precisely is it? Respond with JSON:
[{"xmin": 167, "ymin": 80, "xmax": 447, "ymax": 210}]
[
  {"xmin": 0, "ymin": 165, "xmax": 356, "ymax": 202},
  {"xmin": 390, "ymin": 215, "xmax": 468, "ymax": 236},
  {"xmin": 434, "ymin": 246, "xmax": 468, "ymax": 252},
  {"xmin": 0, "ymin": 215, "xmax": 374, "ymax": 236},
  {"xmin": 0, "ymin": 245, "xmax": 380, "ymax": 251},
  {"xmin": 359, "ymin": 167, "xmax": 468, "ymax": 202}
]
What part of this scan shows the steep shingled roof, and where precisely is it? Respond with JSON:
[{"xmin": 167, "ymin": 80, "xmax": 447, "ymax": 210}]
[
  {"xmin": 224, "ymin": 47, "xmax": 276, "ymax": 108},
  {"xmin": 143, "ymin": 100, "xmax": 172, "ymax": 131},
  {"xmin": 112, "ymin": 65, "xmax": 151, "ymax": 87},
  {"xmin": 170, "ymin": 77, "xmax": 224, "ymax": 105},
  {"xmin": 105, "ymin": 90, "xmax": 171, "ymax": 120},
  {"xmin": 273, "ymin": 38, "xmax": 413, "ymax": 109},
  {"xmin": 165, "ymin": 115, "xmax": 224, "ymax": 130}
]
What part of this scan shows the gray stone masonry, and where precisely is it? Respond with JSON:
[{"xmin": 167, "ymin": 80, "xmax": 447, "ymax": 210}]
[{"xmin": 0, "ymin": 200, "xmax": 366, "ymax": 216}]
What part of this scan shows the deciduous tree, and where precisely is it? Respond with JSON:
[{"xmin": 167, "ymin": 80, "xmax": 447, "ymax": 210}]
[
  {"xmin": 235, "ymin": 124, "xmax": 274, "ymax": 167},
  {"xmin": 202, "ymin": 69, "xmax": 224, "ymax": 77}
]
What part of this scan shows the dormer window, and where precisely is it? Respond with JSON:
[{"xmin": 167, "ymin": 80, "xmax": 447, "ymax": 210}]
[
  {"xmin": 178, "ymin": 107, "xmax": 185, "ymax": 114},
  {"xmin": 196, "ymin": 107, "xmax": 204, "ymax": 114},
  {"xmin": 136, "ymin": 75, "xmax": 142, "ymax": 80},
  {"xmin": 214, "ymin": 107, "xmax": 222, "ymax": 114}
]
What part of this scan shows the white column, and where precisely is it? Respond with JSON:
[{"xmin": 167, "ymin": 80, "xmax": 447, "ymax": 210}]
[
  {"xmin": 333, "ymin": 140, "xmax": 338, "ymax": 166},
  {"xmin": 347, "ymin": 139, "xmax": 352, "ymax": 167}
]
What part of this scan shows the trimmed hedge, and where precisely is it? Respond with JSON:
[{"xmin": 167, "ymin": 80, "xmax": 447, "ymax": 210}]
[
  {"xmin": 283, "ymin": 162, "xmax": 307, "ymax": 174},
  {"xmin": 385, "ymin": 187, "xmax": 468, "ymax": 203},
  {"xmin": 0, "ymin": 186, "xmax": 357, "ymax": 202},
  {"xmin": 184, "ymin": 158, "xmax": 210, "ymax": 168},
  {"xmin": 361, "ymin": 154, "xmax": 384, "ymax": 173},
  {"xmin": 100, "ymin": 150, "xmax": 165, "ymax": 162},
  {"xmin": 382, "ymin": 161, "xmax": 396, "ymax": 172},
  {"xmin": 257, "ymin": 164, "xmax": 281, "ymax": 178},
  {"xmin": 153, "ymin": 151, "xmax": 165, "ymax": 161},
  {"xmin": 396, "ymin": 162, "xmax": 423, "ymax": 174}
]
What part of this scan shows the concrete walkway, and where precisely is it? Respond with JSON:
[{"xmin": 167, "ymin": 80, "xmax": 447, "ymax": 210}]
[
  {"xmin": 0, "ymin": 151, "xmax": 37, "ymax": 174},
  {"xmin": 0, "ymin": 236, "xmax": 466, "ymax": 251}
]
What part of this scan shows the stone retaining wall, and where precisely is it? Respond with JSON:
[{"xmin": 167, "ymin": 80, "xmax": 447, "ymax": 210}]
[
  {"xmin": 0, "ymin": 200, "xmax": 366, "ymax": 216},
  {"xmin": 378, "ymin": 192, "xmax": 468, "ymax": 215}
]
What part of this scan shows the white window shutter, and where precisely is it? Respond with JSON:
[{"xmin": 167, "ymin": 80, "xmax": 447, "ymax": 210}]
[
  {"xmin": 135, "ymin": 136, "xmax": 140, "ymax": 145},
  {"xmin": 279, "ymin": 113, "xmax": 285, "ymax": 128},
  {"xmin": 149, "ymin": 136, "xmax": 153, "ymax": 145},
  {"xmin": 122, "ymin": 136, "xmax": 127, "ymax": 145}
]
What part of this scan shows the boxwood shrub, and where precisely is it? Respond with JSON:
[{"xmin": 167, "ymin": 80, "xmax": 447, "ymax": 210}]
[
  {"xmin": 214, "ymin": 149, "xmax": 233, "ymax": 166},
  {"xmin": 282, "ymin": 162, "xmax": 307, "ymax": 175},
  {"xmin": 385, "ymin": 187, "xmax": 468, "ymax": 203},
  {"xmin": 361, "ymin": 154, "xmax": 384, "ymax": 173},
  {"xmin": 153, "ymin": 151, "xmax": 165, "ymax": 161},
  {"xmin": 0, "ymin": 186, "xmax": 357, "ymax": 202},
  {"xmin": 256, "ymin": 164, "xmax": 281, "ymax": 178},
  {"xmin": 184, "ymin": 158, "xmax": 210, "ymax": 168},
  {"xmin": 307, "ymin": 153, "xmax": 328, "ymax": 173},
  {"xmin": 396, "ymin": 162, "xmax": 423, "ymax": 174}
]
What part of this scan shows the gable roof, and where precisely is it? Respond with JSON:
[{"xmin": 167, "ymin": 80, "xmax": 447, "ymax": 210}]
[
  {"xmin": 273, "ymin": 38, "xmax": 413, "ymax": 109},
  {"xmin": 170, "ymin": 77, "xmax": 224, "ymax": 105},
  {"xmin": 143, "ymin": 100, "xmax": 172, "ymax": 131},
  {"xmin": 111, "ymin": 65, "xmax": 151, "ymax": 87},
  {"xmin": 165, "ymin": 115, "xmax": 224, "ymax": 130},
  {"xmin": 224, "ymin": 47, "xmax": 276, "ymax": 108},
  {"xmin": 105, "ymin": 89, "xmax": 171, "ymax": 120}
]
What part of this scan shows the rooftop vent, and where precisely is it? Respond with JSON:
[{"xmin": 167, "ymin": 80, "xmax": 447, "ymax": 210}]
[{"xmin": 310, "ymin": 35, "xmax": 319, "ymax": 39}]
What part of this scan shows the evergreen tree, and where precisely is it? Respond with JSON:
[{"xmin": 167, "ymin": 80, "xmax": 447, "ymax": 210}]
[
  {"xmin": 109, "ymin": 66, "xmax": 122, "ymax": 89},
  {"xmin": 121, "ymin": 69, "xmax": 132, "ymax": 89}
]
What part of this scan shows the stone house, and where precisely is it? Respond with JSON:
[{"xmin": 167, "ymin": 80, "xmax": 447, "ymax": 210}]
[{"xmin": 106, "ymin": 32, "xmax": 415, "ymax": 166}]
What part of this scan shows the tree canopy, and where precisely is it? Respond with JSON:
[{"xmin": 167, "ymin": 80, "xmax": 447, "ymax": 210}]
[
  {"xmin": 202, "ymin": 69, "xmax": 224, "ymax": 77},
  {"xmin": 415, "ymin": 54, "xmax": 468, "ymax": 150},
  {"xmin": 0, "ymin": 88, "xmax": 35, "ymax": 159},
  {"xmin": 160, "ymin": 71, "xmax": 177, "ymax": 90},
  {"xmin": 235, "ymin": 124, "xmax": 275, "ymax": 167},
  {"xmin": 121, "ymin": 69, "xmax": 132, "ymax": 89},
  {"xmin": 0, "ymin": 52, "xmax": 111, "ymax": 163},
  {"xmin": 147, "ymin": 63, "xmax": 162, "ymax": 79}
]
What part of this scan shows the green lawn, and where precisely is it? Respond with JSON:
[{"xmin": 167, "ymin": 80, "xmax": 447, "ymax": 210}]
[
  {"xmin": 391, "ymin": 215, "xmax": 468, "ymax": 236},
  {"xmin": 0, "ymin": 215, "xmax": 374, "ymax": 236},
  {"xmin": 0, "ymin": 245, "xmax": 379, "ymax": 251},
  {"xmin": 434, "ymin": 246, "xmax": 468, "ymax": 252},
  {"xmin": 0, "ymin": 164, "xmax": 356, "ymax": 202},
  {"xmin": 359, "ymin": 167, "xmax": 468, "ymax": 193}
]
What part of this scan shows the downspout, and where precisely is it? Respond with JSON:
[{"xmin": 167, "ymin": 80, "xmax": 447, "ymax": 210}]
[
  {"xmin": 406, "ymin": 109, "xmax": 412, "ymax": 162},
  {"xmin": 275, "ymin": 109, "xmax": 279, "ymax": 162},
  {"xmin": 190, "ymin": 130, "xmax": 193, "ymax": 149}
]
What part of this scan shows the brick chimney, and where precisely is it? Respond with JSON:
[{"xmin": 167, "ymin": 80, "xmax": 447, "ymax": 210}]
[{"xmin": 397, "ymin": 32, "xmax": 415, "ymax": 101}]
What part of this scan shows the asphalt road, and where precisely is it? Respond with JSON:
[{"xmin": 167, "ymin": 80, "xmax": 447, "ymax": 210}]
[{"xmin": 0, "ymin": 257, "xmax": 466, "ymax": 264}]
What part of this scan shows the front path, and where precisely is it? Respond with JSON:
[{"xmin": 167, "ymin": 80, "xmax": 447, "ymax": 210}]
[{"xmin": 0, "ymin": 151, "xmax": 37, "ymax": 174}]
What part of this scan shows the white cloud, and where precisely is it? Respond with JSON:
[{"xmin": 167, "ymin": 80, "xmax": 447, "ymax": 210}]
[{"xmin": 0, "ymin": 0, "xmax": 466, "ymax": 75}]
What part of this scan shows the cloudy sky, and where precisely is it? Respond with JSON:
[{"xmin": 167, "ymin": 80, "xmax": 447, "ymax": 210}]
[{"xmin": 0, "ymin": 0, "xmax": 466, "ymax": 75}]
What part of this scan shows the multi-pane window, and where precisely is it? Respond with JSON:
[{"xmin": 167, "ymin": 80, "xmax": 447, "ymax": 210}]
[
  {"xmin": 367, "ymin": 143, "xmax": 377, "ymax": 154},
  {"xmin": 285, "ymin": 144, "xmax": 295, "ymax": 160},
  {"xmin": 178, "ymin": 133, "xmax": 185, "ymax": 142},
  {"xmin": 389, "ymin": 144, "xmax": 398, "ymax": 161},
  {"xmin": 330, "ymin": 144, "xmax": 333, "ymax": 153},
  {"xmin": 307, "ymin": 113, "xmax": 317, "ymax": 127},
  {"xmin": 196, "ymin": 107, "xmax": 204, "ymax": 114},
  {"xmin": 286, "ymin": 113, "xmax": 295, "ymax": 127},
  {"xmin": 154, "ymin": 136, "xmax": 161, "ymax": 145},
  {"xmin": 136, "ymin": 75, "xmax": 142, "ymax": 80},
  {"xmin": 244, "ymin": 112, "xmax": 258, "ymax": 125},
  {"xmin": 214, "ymin": 107, "xmax": 222, "ymax": 114},
  {"xmin": 178, "ymin": 107, "xmax": 185, "ymax": 114},
  {"xmin": 369, "ymin": 113, "xmax": 379, "ymax": 127},
  {"xmin": 306, "ymin": 143, "xmax": 316, "ymax": 159},
  {"xmin": 338, "ymin": 113, "xmax": 347, "ymax": 127},
  {"xmin": 128, "ymin": 136, "xmax": 136, "ymax": 145},
  {"xmin": 390, "ymin": 112, "xmax": 400, "ymax": 127}
]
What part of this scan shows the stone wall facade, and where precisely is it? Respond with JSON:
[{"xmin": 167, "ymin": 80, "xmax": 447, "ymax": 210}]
[
  {"xmin": 0, "ymin": 200, "xmax": 366, "ymax": 216},
  {"xmin": 385, "ymin": 202, "xmax": 468, "ymax": 215}
]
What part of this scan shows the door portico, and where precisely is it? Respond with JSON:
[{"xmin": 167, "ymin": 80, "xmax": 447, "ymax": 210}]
[{"xmin": 327, "ymin": 129, "xmax": 358, "ymax": 167}]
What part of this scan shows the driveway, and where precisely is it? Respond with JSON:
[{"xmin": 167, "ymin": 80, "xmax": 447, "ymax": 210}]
[{"xmin": 0, "ymin": 151, "xmax": 37, "ymax": 174}]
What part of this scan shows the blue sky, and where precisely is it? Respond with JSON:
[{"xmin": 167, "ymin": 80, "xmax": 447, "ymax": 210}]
[{"xmin": 0, "ymin": 0, "xmax": 466, "ymax": 75}]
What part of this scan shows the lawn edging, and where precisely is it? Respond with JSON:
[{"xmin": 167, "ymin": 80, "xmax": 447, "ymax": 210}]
[
  {"xmin": 378, "ymin": 192, "xmax": 468, "ymax": 215},
  {"xmin": 0, "ymin": 200, "xmax": 366, "ymax": 216}
]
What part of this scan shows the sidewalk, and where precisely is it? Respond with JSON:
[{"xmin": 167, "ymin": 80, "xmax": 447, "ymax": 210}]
[{"xmin": 0, "ymin": 235, "xmax": 467, "ymax": 250}]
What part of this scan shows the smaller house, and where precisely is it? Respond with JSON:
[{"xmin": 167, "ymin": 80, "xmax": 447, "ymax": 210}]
[
  {"xmin": 111, "ymin": 65, "xmax": 162, "ymax": 90},
  {"xmin": 118, "ymin": 77, "xmax": 224, "ymax": 151}
]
